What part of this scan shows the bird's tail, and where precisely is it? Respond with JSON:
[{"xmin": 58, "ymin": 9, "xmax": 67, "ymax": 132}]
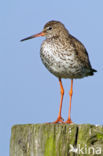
[
  {"xmin": 92, "ymin": 68, "xmax": 97, "ymax": 73},
  {"xmin": 89, "ymin": 68, "xmax": 97, "ymax": 76}
]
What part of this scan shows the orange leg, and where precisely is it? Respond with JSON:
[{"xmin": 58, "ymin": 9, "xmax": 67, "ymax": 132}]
[
  {"xmin": 65, "ymin": 79, "xmax": 73, "ymax": 124},
  {"xmin": 52, "ymin": 78, "xmax": 64, "ymax": 123}
]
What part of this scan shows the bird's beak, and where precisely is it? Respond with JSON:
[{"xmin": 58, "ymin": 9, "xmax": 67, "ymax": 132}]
[{"xmin": 20, "ymin": 31, "xmax": 45, "ymax": 42}]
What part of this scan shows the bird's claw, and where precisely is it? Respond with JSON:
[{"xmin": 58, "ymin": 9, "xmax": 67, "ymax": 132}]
[
  {"xmin": 52, "ymin": 116, "xmax": 64, "ymax": 124},
  {"xmin": 65, "ymin": 119, "xmax": 72, "ymax": 124}
]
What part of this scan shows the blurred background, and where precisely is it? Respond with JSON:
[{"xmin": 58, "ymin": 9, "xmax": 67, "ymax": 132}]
[{"xmin": 0, "ymin": 0, "xmax": 103, "ymax": 155}]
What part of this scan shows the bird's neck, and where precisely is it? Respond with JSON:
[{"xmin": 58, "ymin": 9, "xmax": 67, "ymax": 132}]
[{"xmin": 45, "ymin": 35, "xmax": 67, "ymax": 43}]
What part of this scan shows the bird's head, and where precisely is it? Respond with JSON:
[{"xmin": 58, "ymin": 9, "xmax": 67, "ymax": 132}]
[
  {"xmin": 43, "ymin": 21, "xmax": 69, "ymax": 39},
  {"xmin": 21, "ymin": 20, "xmax": 69, "ymax": 42}
]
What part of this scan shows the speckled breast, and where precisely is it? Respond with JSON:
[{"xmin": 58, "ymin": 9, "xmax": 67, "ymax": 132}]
[{"xmin": 40, "ymin": 39, "xmax": 86, "ymax": 79}]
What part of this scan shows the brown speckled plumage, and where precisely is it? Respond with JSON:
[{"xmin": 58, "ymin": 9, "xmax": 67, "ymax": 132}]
[
  {"xmin": 21, "ymin": 20, "xmax": 97, "ymax": 124},
  {"xmin": 40, "ymin": 20, "xmax": 96, "ymax": 79}
]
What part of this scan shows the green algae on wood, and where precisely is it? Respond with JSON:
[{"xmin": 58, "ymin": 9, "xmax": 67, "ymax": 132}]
[{"xmin": 10, "ymin": 124, "xmax": 103, "ymax": 156}]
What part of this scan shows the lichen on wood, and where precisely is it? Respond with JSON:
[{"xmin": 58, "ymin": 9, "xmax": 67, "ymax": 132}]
[{"xmin": 10, "ymin": 124, "xmax": 103, "ymax": 156}]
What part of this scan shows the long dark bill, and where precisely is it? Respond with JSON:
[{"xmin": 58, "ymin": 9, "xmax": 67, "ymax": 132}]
[{"xmin": 20, "ymin": 32, "xmax": 45, "ymax": 42}]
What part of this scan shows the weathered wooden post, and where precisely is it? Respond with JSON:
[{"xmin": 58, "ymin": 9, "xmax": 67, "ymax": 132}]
[{"xmin": 10, "ymin": 124, "xmax": 103, "ymax": 156}]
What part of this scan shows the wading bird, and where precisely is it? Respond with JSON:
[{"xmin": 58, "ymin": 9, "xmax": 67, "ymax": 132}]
[{"xmin": 21, "ymin": 20, "xmax": 97, "ymax": 124}]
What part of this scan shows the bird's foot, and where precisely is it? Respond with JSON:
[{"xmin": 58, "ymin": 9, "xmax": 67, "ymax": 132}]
[
  {"xmin": 65, "ymin": 118, "xmax": 72, "ymax": 124},
  {"xmin": 52, "ymin": 116, "xmax": 64, "ymax": 124}
]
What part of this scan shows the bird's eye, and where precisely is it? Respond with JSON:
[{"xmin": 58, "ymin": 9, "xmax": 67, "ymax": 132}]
[{"xmin": 48, "ymin": 27, "xmax": 52, "ymax": 30}]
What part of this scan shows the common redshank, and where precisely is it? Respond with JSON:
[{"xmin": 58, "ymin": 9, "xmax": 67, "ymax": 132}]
[{"xmin": 21, "ymin": 20, "xmax": 97, "ymax": 124}]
